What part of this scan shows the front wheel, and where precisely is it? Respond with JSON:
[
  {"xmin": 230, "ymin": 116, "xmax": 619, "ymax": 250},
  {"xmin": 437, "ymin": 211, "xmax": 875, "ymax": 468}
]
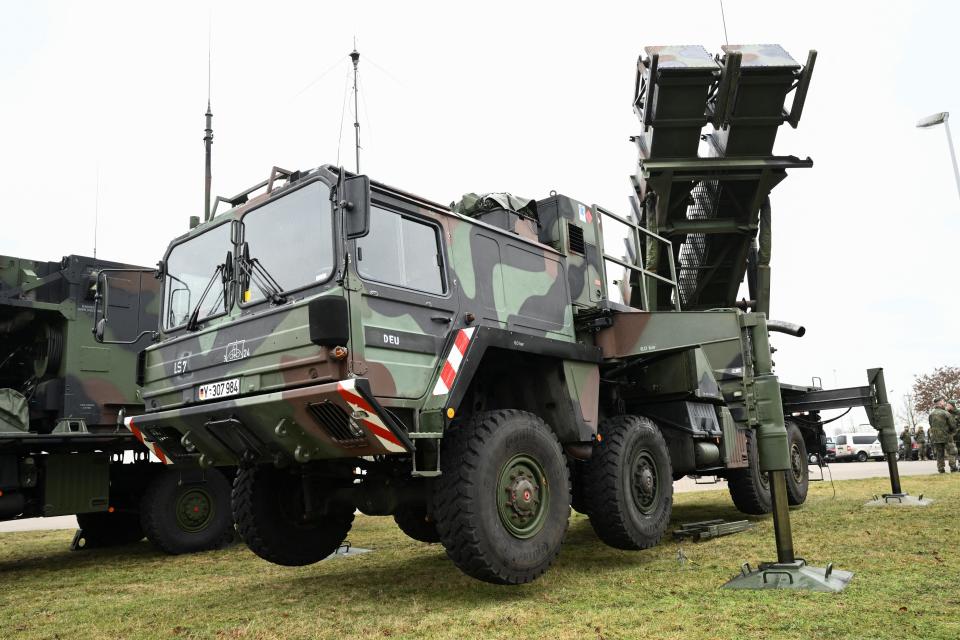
[
  {"xmin": 433, "ymin": 410, "xmax": 570, "ymax": 585},
  {"xmin": 141, "ymin": 470, "xmax": 235, "ymax": 555},
  {"xmin": 232, "ymin": 465, "xmax": 354, "ymax": 566},
  {"xmin": 584, "ymin": 415, "xmax": 673, "ymax": 550}
]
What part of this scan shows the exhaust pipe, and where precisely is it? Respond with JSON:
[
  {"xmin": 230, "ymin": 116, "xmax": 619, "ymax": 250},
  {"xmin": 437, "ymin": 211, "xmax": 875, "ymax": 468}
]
[{"xmin": 767, "ymin": 320, "xmax": 806, "ymax": 338}]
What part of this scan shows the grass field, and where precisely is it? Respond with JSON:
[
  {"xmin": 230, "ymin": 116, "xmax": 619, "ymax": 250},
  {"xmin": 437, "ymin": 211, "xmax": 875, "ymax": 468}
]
[{"xmin": 1, "ymin": 475, "xmax": 959, "ymax": 640}]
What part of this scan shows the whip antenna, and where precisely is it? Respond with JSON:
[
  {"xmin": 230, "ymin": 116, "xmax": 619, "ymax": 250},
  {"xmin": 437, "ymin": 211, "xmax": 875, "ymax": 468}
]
[
  {"xmin": 720, "ymin": 0, "xmax": 729, "ymax": 45},
  {"xmin": 350, "ymin": 40, "xmax": 361, "ymax": 173},
  {"xmin": 203, "ymin": 18, "xmax": 214, "ymax": 221},
  {"xmin": 93, "ymin": 164, "xmax": 99, "ymax": 258}
]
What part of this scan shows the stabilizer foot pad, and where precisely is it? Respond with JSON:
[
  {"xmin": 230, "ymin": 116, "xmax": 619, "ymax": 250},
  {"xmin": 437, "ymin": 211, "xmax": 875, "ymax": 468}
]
[
  {"xmin": 864, "ymin": 493, "xmax": 933, "ymax": 507},
  {"xmin": 723, "ymin": 559, "xmax": 853, "ymax": 592}
]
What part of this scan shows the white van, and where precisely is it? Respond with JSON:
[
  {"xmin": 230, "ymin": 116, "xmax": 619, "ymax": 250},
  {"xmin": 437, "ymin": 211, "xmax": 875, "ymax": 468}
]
[{"xmin": 833, "ymin": 432, "xmax": 883, "ymax": 462}]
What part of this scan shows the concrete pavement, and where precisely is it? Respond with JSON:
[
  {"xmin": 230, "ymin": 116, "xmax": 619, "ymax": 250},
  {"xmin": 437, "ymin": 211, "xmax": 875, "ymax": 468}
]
[{"xmin": 674, "ymin": 458, "xmax": 945, "ymax": 493}]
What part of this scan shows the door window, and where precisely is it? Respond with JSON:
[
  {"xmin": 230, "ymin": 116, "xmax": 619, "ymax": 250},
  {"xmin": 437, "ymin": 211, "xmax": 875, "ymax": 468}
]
[{"xmin": 356, "ymin": 206, "xmax": 445, "ymax": 295}]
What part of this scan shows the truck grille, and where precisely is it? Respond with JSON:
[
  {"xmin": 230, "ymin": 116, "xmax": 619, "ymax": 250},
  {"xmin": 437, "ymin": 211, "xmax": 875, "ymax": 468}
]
[{"xmin": 307, "ymin": 401, "xmax": 368, "ymax": 448}]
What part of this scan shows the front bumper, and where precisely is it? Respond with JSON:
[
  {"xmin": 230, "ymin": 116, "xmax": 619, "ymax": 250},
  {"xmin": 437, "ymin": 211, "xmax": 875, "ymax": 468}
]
[{"xmin": 125, "ymin": 378, "xmax": 412, "ymax": 467}]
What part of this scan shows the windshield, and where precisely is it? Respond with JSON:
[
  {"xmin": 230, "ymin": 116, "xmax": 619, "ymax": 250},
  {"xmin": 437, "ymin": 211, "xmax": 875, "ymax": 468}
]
[
  {"xmin": 163, "ymin": 222, "xmax": 232, "ymax": 330},
  {"xmin": 242, "ymin": 181, "xmax": 334, "ymax": 304}
]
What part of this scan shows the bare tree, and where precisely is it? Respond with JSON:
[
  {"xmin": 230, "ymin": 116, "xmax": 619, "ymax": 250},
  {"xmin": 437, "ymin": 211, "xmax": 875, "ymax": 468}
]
[
  {"xmin": 912, "ymin": 366, "xmax": 960, "ymax": 413},
  {"xmin": 897, "ymin": 393, "xmax": 921, "ymax": 429}
]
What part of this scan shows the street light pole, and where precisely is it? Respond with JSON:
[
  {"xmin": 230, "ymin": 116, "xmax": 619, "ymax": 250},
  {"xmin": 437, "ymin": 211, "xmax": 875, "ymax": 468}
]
[
  {"xmin": 942, "ymin": 118, "xmax": 960, "ymax": 201},
  {"xmin": 917, "ymin": 111, "xmax": 960, "ymax": 201}
]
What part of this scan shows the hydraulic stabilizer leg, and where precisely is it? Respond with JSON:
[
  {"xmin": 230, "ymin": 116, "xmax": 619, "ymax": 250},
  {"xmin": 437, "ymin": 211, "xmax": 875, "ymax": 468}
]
[
  {"xmin": 864, "ymin": 368, "xmax": 932, "ymax": 507},
  {"xmin": 724, "ymin": 314, "xmax": 852, "ymax": 591},
  {"xmin": 769, "ymin": 470, "xmax": 794, "ymax": 564}
]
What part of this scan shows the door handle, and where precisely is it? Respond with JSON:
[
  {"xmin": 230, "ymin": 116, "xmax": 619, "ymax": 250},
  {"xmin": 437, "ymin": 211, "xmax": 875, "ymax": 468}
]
[{"xmin": 431, "ymin": 316, "xmax": 452, "ymax": 324}]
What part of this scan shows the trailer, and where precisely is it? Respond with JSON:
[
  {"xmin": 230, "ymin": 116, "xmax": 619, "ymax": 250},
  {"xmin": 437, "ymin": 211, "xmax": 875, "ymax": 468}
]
[{"xmin": 0, "ymin": 253, "xmax": 233, "ymax": 553}]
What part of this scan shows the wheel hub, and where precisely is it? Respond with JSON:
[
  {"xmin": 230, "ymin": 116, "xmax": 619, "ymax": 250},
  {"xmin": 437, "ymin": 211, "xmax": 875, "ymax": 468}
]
[
  {"xmin": 631, "ymin": 451, "xmax": 660, "ymax": 514},
  {"xmin": 175, "ymin": 488, "xmax": 214, "ymax": 532},
  {"xmin": 498, "ymin": 454, "xmax": 549, "ymax": 539},
  {"xmin": 790, "ymin": 443, "xmax": 804, "ymax": 482}
]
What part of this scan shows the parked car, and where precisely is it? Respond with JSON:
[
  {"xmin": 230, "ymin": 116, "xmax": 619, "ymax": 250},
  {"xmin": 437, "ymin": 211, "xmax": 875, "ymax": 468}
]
[
  {"xmin": 833, "ymin": 433, "xmax": 884, "ymax": 462},
  {"xmin": 825, "ymin": 437, "xmax": 836, "ymax": 461},
  {"xmin": 901, "ymin": 436, "xmax": 933, "ymax": 461}
]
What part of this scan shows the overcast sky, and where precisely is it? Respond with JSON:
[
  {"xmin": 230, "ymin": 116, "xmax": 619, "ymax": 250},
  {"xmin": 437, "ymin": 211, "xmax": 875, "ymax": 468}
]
[{"xmin": 3, "ymin": 0, "xmax": 958, "ymax": 430}]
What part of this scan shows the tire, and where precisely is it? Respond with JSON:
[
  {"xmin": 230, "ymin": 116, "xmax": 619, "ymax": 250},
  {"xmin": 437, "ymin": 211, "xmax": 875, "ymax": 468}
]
[
  {"xmin": 394, "ymin": 505, "xmax": 440, "ymax": 543},
  {"xmin": 727, "ymin": 430, "xmax": 772, "ymax": 515},
  {"xmin": 856, "ymin": 450, "xmax": 868, "ymax": 463},
  {"xmin": 75, "ymin": 510, "xmax": 145, "ymax": 548},
  {"xmin": 785, "ymin": 421, "xmax": 809, "ymax": 506},
  {"xmin": 584, "ymin": 415, "xmax": 673, "ymax": 550},
  {"xmin": 569, "ymin": 458, "xmax": 591, "ymax": 516},
  {"xmin": 232, "ymin": 465, "xmax": 354, "ymax": 567},
  {"xmin": 433, "ymin": 410, "xmax": 570, "ymax": 585},
  {"xmin": 141, "ymin": 469, "xmax": 235, "ymax": 555}
]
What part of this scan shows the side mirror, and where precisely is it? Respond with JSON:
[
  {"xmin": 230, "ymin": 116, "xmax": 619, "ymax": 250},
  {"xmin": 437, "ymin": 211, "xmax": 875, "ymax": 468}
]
[
  {"xmin": 94, "ymin": 318, "xmax": 106, "ymax": 342},
  {"xmin": 343, "ymin": 174, "xmax": 371, "ymax": 239}
]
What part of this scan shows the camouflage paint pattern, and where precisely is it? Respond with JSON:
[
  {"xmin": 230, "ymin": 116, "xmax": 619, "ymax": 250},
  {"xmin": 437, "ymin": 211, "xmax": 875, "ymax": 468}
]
[{"xmin": 0, "ymin": 254, "xmax": 158, "ymax": 434}]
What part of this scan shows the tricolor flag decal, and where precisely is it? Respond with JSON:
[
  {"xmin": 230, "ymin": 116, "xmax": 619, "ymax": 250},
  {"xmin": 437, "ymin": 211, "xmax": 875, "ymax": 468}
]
[{"xmin": 432, "ymin": 327, "xmax": 476, "ymax": 397}]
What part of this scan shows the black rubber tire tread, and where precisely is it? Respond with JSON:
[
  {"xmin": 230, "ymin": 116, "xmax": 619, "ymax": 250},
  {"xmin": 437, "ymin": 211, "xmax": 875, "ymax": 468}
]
[
  {"xmin": 857, "ymin": 450, "xmax": 868, "ymax": 463},
  {"xmin": 232, "ymin": 465, "xmax": 354, "ymax": 567},
  {"xmin": 433, "ymin": 409, "xmax": 570, "ymax": 585},
  {"xmin": 394, "ymin": 505, "xmax": 440, "ymax": 543},
  {"xmin": 584, "ymin": 415, "xmax": 673, "ymax": 550},
  {"xmin": 784, "ymin": 421, "xmax": 809, "ymax": 506},
  {"xmin": 141, "ymin": 469, "xmax": 235, "ymax": 555},
  {"xmin": 569, "ymin": 458, "xmax": 591, "ymax": 516},
  {"xmin": 727, "ymin": 429, "xmax": 773, "ymax": 515},
  {"xmin": 76, "ymin": 510, "xmax": 145, "ymax": 548}
]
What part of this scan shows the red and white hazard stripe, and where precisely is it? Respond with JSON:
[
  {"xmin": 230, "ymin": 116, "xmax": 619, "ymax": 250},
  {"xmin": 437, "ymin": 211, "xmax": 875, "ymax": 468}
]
[
  {"xmin": 432, "ymin": 327, "xmax": 475, "ymax": 397},
  {"xmin": 336, "ymin": 379, "xmax": 407, "ymax": 454},
  {"xmin": 124, "ymin": 416, "xmax": 173, "ymax": 465}
]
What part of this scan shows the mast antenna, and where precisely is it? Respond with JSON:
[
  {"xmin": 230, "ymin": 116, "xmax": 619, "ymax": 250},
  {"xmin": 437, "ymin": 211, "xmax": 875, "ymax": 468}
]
[
  {"xmin": 93, "ymin": 164, "xmax": 99, "ymax": 258},
  {"xmin": 204, "ymin": 18, "xmax": 214, "ymax": 221},
  {"xmin": 350, "ymin": 40, "xmax": 361, "ymax": 173}
]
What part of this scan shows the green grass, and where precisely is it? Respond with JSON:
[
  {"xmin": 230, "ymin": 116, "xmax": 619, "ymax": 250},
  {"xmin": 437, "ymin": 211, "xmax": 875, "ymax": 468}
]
[{"xmin": 2, "ymin": 475, "xmax": 959, "ymax": 640}]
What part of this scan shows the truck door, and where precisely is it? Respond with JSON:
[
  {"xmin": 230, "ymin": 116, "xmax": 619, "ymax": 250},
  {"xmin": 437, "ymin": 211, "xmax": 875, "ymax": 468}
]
[{"xmin": 349, "ymin": 202, "xmax": 457, "ymax": 399}]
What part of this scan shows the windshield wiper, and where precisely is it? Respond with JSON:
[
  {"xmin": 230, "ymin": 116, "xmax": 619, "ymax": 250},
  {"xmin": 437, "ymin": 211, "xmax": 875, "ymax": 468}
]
[
  {"xmin": 185, "ymin": 263, "xmax": 225, "ymax": 332},
  {"xmin": 240, "ymin": 255, "xmax": 288, "ymax": 305}
]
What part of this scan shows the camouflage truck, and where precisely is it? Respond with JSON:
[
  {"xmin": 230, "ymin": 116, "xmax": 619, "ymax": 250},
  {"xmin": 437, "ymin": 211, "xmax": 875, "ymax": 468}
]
[
  {"xmin": 0, "ymin": 253, "xmax": 234, "ymax": 553},
  {"xmin": 97, "ymin": 44, "xmax": 897, "ymax": 586}
]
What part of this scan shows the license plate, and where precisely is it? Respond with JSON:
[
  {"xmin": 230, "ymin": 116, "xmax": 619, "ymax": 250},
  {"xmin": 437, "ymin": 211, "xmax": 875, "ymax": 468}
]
[{"xmin": 197, "ymin": 378, "xmax": 241, "ymax": 401}]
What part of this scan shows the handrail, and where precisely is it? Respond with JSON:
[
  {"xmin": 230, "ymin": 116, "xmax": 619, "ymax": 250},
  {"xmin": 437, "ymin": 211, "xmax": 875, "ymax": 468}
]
[{"xmin": 595, "ymin": 204, "xmax": 680, "ymax": 311}]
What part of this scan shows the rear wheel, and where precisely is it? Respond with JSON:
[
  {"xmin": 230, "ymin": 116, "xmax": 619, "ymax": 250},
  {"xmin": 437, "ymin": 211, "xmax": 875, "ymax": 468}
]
[
  {"xmin": 233, "ymin": 465, "xmax": 354, "ymax": 566},
  {"xmin": 856, "ymin": 450, "xmax": 868, "ymax": 463},
  {"xmin": 727, "ymin": 430, "xmax": 772, "ymax": 515},
  {"xmin": 75, "ymin": 510, "xmax": 144, "ymax": 548},
  {"xmin": 584, "ymin": 415, "xmax": 672, "ymax": 550},
  {"xmin": 433, "ymin": 410, "xmax": 570, "ymax": 585},
  {"xmin": 141, "ymin": 469, "xmax": 234, "ymax": 555},
  {"xmin": 394, "ymin": 504, "xmax": 440, "ymax": 543},
  {"xmin": 785, "ymin": 421, "xmax": 809, "ymax": 506}
]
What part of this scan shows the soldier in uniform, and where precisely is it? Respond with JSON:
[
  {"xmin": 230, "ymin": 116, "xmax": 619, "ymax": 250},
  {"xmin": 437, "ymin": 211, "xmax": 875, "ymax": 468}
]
[
  {"xmin": 949, "ymin": 400, "xmax": 960, "ymax": 464},
  {"xmin": 915, "ymin": 424, "xmax": 927, "ymax": 460},
  {"xmin": 900, "ymin": 425, "xmax": 913, "ymax": 460},
  {"xmin": 928, "ymin": 397, "xmax": 958, "ymax": 473}
]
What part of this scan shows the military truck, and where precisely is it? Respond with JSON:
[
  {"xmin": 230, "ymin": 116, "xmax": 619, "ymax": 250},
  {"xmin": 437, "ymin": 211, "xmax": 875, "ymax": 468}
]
[
  {"xmin": 0, "ymin": 253, "xmax": 234, "ymax": 553},
  {"xmin": 97, "ymin": 44, "xmax": 897, "ymax": 585}
]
